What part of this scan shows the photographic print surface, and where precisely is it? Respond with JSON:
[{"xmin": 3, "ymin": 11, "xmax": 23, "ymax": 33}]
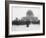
[{"xmin": 9, "ymin": 3, "xmax": 43, "ymax": 35}]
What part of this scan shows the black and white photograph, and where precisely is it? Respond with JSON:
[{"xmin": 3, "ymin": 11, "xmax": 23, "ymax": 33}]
[
  {"xmin": 5, "ymin": 1, "xmax": 45, "ymax": 37},
  {"xmin": 12, "ymin": 5, "xmax": 41, "ymax": 32}
]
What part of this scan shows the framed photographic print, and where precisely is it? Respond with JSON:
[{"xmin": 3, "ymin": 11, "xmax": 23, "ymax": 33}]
[{"xmin": 5, "ymin": 1, "xmax": 45, "ymax": 37}]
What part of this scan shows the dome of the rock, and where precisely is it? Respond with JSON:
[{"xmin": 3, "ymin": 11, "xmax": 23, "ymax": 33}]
[{"xmin": 26, "ymin": 10, "xmax": 34, "ymax": 17}]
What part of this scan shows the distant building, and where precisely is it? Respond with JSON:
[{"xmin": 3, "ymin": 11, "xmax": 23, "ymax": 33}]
[
  {"xmin": 21, "ymin": 10, "xmax": 38, "ymax": 21},
  {"xmin": 26, "ymin": 10, "xmax": 34, "ymax": 17}
]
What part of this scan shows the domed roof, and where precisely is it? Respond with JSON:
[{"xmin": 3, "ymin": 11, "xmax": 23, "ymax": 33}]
[{"xmin": 26, "ymin": 10, "xmax": 33, "ymax": 16}]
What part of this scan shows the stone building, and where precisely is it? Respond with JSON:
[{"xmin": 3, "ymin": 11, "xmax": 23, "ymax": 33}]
[{"xmin": 21, "ymin": 10, "xmax": 38, "ymax": 21}]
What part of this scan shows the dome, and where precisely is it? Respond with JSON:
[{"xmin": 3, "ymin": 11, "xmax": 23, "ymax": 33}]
[{"xmin": 26, "ymin": 10, "xmax": 34, "ymax": 16}]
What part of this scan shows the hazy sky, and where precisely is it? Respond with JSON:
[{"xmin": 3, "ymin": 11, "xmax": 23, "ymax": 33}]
[
  {"xmin": 10, "ymin": 4, "xmax": 43, "ymax": 20},
  {"xmin": 12, "ymin": 7, "xmax": 42, "ymax": 20}
]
